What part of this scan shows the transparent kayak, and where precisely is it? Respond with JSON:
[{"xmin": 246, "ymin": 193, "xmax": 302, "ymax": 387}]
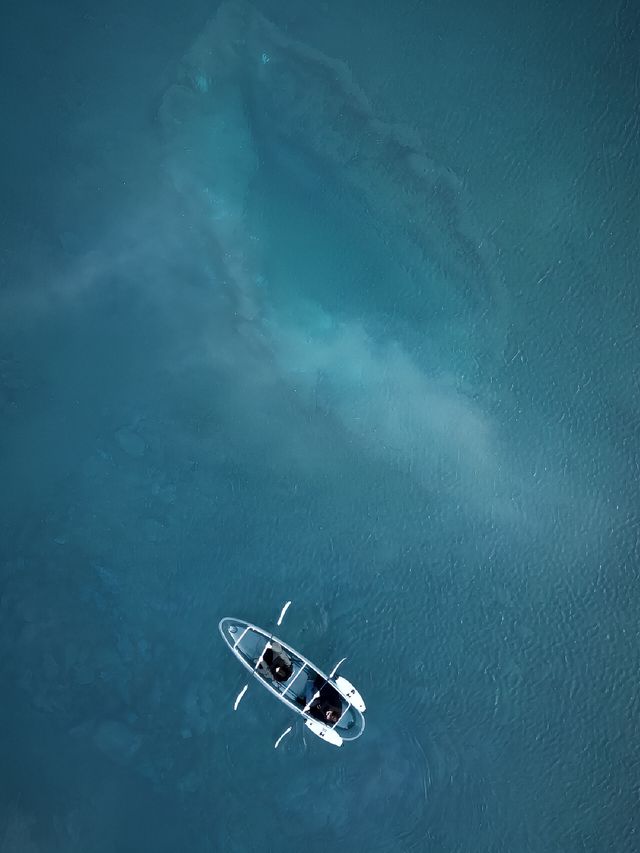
[{"xmin": 219, "ymin": 617, "xmax": 366, "ymax": 742}]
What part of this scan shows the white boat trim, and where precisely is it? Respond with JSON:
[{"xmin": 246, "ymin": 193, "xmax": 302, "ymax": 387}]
[
  {"xmin": 232, "ymin": 626, "xmax": 250, "ymax": 649},
  {"xmin": 335, "ymin": 675, "xmax": 366, "ymax": 713},
  {"xmin": 305, "ymin": 718, "xmax": 343, "ymax": 746}
]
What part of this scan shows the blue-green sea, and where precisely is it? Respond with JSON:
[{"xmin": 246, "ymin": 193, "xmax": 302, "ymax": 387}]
[{"xmin": 1, "ymin": 1, "xmax": 638, "ymax": 850}]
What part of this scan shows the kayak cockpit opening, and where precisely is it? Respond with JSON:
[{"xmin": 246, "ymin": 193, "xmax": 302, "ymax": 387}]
[{"xmin": 296, "ymin": 673, "xmax": 344, "ymax": 725}]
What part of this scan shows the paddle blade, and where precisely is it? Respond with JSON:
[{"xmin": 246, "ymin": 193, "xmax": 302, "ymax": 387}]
[
  {"xmin": 274, "ymin": 726, "xmax": 293, "ymax": 749},
  {"xmin": 276, "ymin": 600, "xmax": 292, "ymax": 626},
  {"xmin": 329, "ymin": 656, "xmax": 347, "ymax": 679},
  {"xmin": 233, "ymin": 684, "xmax": 248, "ymax": 710}
]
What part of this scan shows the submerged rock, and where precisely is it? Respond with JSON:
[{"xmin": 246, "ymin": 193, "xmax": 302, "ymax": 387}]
[
  {"xmin": 58, "ymin": 230, "xmax": 82, "ymax": 255},
  {"xmin": 115, "ymin": 426, "xmax": 146, "ymax": 458},
  {"xmin": 94, "ymin": 720, "xmax": 142, "ymax": 763},
  {"xmin": 158, "ymin": 0, "xmax": 505, "ymax": 344}
]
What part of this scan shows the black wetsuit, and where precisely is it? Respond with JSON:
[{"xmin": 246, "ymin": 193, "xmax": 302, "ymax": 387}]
[
  {"xmin": 259, "ymin": 643, "xmax": 293, "ymax": 682},
  {"xmin": 301, "ymin": 675, "xmax": 343, "ymax": 723}
]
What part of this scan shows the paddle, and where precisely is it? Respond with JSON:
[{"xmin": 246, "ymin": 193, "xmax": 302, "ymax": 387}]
[{"xmin": 274, "ymin": 725, "xmax": 292, "ymax": 749}]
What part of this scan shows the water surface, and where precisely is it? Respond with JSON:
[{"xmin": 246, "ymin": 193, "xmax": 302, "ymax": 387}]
[{"xmin": 1, "ymin": 1, "xmax": 638, "ymax": 850}]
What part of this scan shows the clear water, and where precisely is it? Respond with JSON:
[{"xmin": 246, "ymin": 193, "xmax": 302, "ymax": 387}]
[{"xmin": 1, "ymin": 1, "xmax": 638, "ymax": 851}]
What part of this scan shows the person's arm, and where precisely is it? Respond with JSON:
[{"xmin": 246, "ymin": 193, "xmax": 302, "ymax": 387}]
[{"xmin": 257, "ymin": 658, "xmax": 274, "ymax": 680}]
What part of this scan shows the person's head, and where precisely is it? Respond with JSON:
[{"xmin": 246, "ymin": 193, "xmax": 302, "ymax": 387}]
[{"xmin": 324, "ymin": 707, "xmax": 340, "ymax": 725}]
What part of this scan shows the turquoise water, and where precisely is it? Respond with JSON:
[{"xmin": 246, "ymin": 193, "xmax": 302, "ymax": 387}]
[{"xmin": 1, "ymin": 1, "xmax": 638, "ymax": 851}]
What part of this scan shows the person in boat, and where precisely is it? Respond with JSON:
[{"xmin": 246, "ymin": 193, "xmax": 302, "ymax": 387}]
[
  {"xmin": 298, "ymin": 674, "xmax": 343, "ymax": 725},
  {"xmin": 258, "ymin": 641, "xmax": 293, "ymax": 683}
]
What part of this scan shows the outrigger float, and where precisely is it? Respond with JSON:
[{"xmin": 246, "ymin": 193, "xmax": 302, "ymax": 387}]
[{"xmin": 219, "ymin": 602, "xmax": 366, "ymax": 747}]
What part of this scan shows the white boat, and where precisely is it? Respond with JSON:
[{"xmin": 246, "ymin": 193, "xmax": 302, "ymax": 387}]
[{"xmin": 219, "ymin": 615, "xmax": 366, "ymax": 746}]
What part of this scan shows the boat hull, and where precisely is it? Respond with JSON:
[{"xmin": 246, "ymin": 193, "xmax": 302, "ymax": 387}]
[{"xmin": 219, "ymin": 617, "xmax": 365, "ymax": 741}]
